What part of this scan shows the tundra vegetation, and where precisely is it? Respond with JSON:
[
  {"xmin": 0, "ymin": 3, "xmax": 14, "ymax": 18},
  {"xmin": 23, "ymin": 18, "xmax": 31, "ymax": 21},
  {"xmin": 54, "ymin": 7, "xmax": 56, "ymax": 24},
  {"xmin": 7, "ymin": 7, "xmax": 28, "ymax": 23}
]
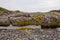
[
  {"xmin": 0, "ymin": 7, "xmax": 60, "ymax": 28},
  {"xmin": 18, "ymin": 28, "xmax": 39, "ymax": 30}
]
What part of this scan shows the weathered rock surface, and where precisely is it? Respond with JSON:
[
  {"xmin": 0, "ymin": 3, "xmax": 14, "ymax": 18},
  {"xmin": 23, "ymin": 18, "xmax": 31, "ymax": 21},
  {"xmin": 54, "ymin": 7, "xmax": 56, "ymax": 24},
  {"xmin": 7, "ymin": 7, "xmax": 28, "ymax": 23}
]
[
  {"xmin": 0, "ymin": 7, "xmax": 60, "ymax": 27},
  {"xmin": 10, "ymin": 16, "xmax": 40, "ymax": 26},
  {"xmin": 0, "ymin": 16, "xmax": 10, "ymax": 26}
]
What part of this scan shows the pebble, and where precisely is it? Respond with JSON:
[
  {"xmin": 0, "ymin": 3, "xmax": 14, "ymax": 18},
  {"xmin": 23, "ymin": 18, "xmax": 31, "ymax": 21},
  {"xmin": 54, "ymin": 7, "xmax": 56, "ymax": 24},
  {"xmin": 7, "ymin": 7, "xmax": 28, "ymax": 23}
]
[{"xmin": 0, "ymin": 29, "xmax": 59, "ymax": 40}]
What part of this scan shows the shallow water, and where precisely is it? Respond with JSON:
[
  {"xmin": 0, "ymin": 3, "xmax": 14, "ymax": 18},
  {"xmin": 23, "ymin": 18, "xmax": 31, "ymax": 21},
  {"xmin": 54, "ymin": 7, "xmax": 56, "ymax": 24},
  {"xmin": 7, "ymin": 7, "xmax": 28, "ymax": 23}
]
[{"xmin": 0, "ymin": 25, "xmax": 41, "ymax": 29}]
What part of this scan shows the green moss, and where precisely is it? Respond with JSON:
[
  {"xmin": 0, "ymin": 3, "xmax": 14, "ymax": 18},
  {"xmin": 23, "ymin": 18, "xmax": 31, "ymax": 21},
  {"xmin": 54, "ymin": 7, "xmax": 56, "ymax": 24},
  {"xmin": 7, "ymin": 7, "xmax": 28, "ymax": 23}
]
[
  {"xmin": 49, "ymin": 22, "xmax": 57, "ymax": 26},
  {"xmin": 36, "ymin": 14, "xmax": 44, "ymax": 20},
  {"xmin": 12, "ymin": 20, "xmax": 41, "ymax": 26},
  {"xmin": 0, "ymin": 7, "xmax": 10, "ymax": 15},
  {"xmin": 18, "ymin": 28, "xmax": 39, "ymax": 30}
]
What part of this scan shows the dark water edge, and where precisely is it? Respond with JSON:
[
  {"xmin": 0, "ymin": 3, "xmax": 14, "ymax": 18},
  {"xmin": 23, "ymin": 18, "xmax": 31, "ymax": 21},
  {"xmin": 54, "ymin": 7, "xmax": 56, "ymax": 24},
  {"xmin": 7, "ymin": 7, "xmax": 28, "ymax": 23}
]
[{"xmin": 0, "ymin": 25, "xmax": 60, "ymax": 29}]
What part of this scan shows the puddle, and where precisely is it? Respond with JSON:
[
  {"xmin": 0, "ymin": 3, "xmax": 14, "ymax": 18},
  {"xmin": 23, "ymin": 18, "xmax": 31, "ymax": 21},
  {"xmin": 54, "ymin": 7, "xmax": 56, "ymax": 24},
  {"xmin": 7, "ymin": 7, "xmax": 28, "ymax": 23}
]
[{"xmin": 0, "ymin": 25, "xmax": 41, "ymax": 29}]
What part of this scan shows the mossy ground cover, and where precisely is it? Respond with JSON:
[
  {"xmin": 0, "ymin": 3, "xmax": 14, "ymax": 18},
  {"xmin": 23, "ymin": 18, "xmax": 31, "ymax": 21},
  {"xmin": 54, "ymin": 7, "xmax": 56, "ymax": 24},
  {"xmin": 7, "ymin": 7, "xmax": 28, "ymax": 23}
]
[
  {"xmin": 12, "ymin": 20, "xmax": 41, "ymax": 26},
  {"xmin": 18, "ymin": 28, "xmax": 40, "ymax": 30}
]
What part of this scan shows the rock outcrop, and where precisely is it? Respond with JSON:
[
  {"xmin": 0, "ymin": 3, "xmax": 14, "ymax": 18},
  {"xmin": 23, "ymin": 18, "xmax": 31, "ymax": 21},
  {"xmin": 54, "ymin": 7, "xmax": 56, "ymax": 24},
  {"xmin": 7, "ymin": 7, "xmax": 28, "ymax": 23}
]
[
  {"xmin": 0, "ymin": 7, "xmax": 60, "ymax": 28},
  {"xmin": 0, "ymin": 16, "xmax": 10, "ymax": 26}
]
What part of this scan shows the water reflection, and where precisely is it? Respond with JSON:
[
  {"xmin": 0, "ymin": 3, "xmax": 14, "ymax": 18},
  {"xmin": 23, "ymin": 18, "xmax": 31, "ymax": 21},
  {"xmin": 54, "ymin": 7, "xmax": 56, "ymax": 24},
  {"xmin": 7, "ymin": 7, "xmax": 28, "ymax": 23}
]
[{"xmin": 0, "ymin": 25, "xmax": 41, "ymax": 29}]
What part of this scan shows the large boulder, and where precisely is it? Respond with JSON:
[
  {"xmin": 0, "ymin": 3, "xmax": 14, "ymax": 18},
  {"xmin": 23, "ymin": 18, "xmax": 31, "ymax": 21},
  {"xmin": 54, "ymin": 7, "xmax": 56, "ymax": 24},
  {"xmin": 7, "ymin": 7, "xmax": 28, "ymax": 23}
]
[
  {"xmin": 40, "ymin": 12, "xmax": 60, "ymax": 28},
  {"xmin": 10, "ymin": 16, "xmax": 40, "ymax": 26},
  {"xmin": 0, "ymin": 16, "xmax": 10, "ymax": 26}
]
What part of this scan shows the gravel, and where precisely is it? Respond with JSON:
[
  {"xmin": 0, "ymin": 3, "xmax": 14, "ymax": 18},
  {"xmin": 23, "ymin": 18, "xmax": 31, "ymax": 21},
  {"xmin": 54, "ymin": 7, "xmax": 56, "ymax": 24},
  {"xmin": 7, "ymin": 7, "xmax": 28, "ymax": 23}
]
[{"xmin": 0, "ymin": 28, "xmax": 60, "ymax": 40}]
